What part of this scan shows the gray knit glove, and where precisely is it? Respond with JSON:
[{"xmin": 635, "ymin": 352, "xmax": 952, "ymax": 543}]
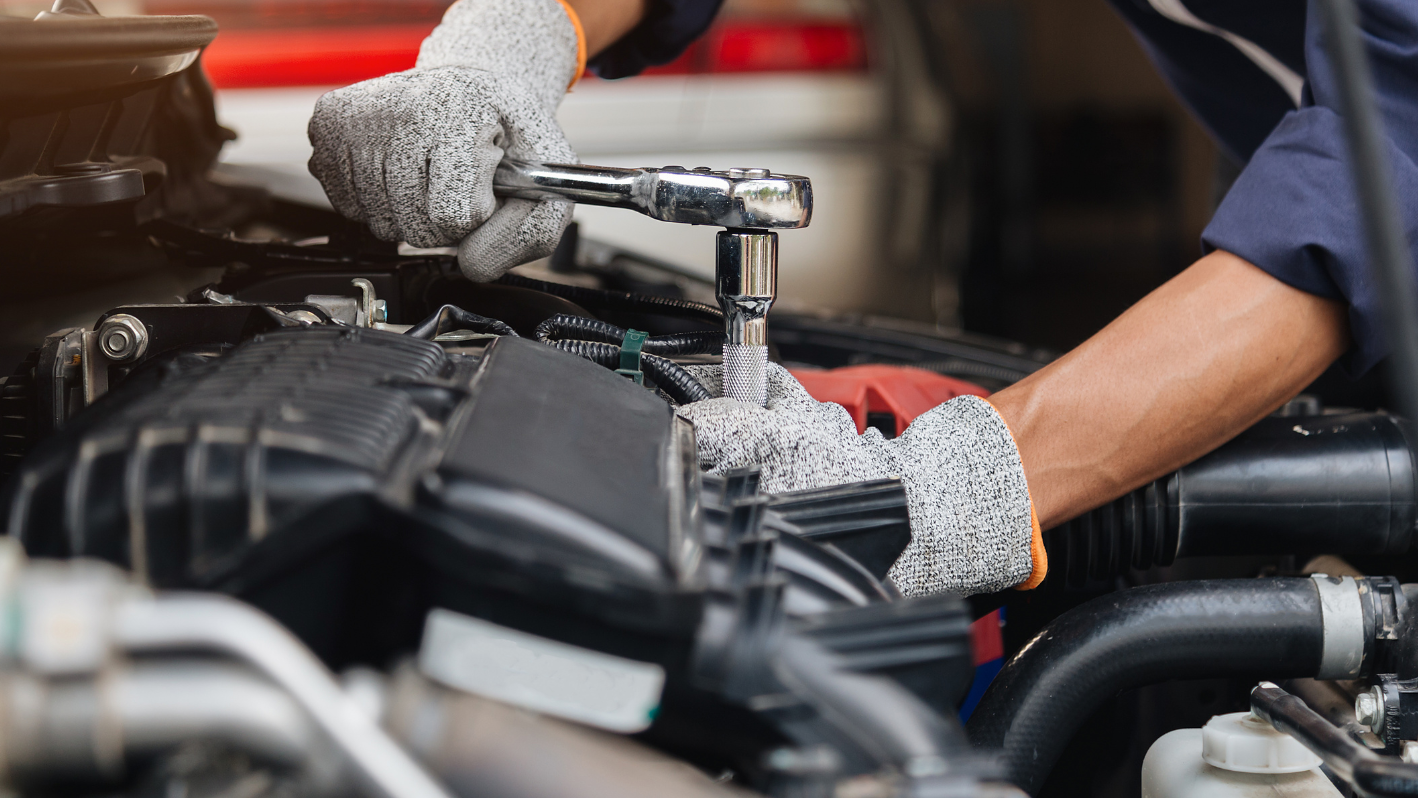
[
  {"xmin": 307, "ymin": 0, "xmax": 580, "ymax": 281},
  {"xmin": 678, "ymin": 364, "xmax": 1038, "ymax": 597}
]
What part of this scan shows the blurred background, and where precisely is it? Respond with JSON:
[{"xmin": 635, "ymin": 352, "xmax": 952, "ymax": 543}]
[{"xmin": 0, "ymin": 0, "xmax": 1220, "ymax": 355}]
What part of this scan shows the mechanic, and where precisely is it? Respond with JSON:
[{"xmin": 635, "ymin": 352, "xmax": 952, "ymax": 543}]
[{"xmin": 306, "ymin": 0, "xmax": 1416, "ymax": 597}]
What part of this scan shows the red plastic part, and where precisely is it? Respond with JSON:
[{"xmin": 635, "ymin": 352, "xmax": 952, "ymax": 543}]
[
  {"xmin": 969, "ymin": 609, "xmax": 1004, "ymax": 666},
  {"xmin": 791, "ymin": 363, "xmax": 999, "ymax": 669},
  {"xmin": 201, "ymin": 24, "xmax": 433, "ymax": 89},
  {"xmin": 789, "ymin": 364, "xmax": 990, "ymax": 436},
  {"xmin": 199, "ymin": 20, "xmax": 867, "ymax": 90},
  {"xmin": 642, "ymin": 21, "xmax": 868, "ymax": 76}
]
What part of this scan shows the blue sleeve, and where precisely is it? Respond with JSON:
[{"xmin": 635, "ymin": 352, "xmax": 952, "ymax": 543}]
[
  {"xmin": 1201, "ymin": 0, "xmax": 1418, "ymax": 375},
  {"xmin": 1104, "ymin": 0, "xmax": 1302, "ymax": 165},
  {"xmin": 586, "ymin": 0, "xmax": 724, "ymax": 79}
]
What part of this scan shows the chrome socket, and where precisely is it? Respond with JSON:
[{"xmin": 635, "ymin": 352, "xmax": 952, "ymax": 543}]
[{"xmin": 716, "ymin": 230, "xmax": 777, "ymax": 406}]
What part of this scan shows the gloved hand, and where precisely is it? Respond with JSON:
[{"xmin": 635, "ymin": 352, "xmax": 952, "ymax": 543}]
[
  {"xmin": 307, "ymin": 0, "xmax": 583, "ymax": 281},
  {"xmin": 678, "ymin": 364, "xmax": 1044, "ymax": 596}
]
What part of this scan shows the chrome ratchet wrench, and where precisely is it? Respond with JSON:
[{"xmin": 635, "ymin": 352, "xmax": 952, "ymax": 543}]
[{"xmin": 492, "ymin": 160, "xmax": 813, "ymax": 406}]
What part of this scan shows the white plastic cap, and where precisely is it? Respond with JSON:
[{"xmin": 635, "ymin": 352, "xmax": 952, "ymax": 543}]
[{"xmin": 1201, "ymin": 711, "xmax": 1322, "ymax": 774}]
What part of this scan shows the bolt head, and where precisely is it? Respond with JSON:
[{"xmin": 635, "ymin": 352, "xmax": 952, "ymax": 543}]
[
  {"xmin": 97, "ymin": 314, "xmax": 147, "ymax": 362},
  {"xmin": 1356, "ymin": 690, "xmax": 1382, "ymax": 729}
]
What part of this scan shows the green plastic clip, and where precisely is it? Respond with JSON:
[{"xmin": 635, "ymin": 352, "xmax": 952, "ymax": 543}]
[{"xmin": 616, "ymin": 329, "xmax": 649, "ymax": 385}]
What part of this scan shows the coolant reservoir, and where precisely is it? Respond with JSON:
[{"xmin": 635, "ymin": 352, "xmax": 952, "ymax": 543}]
[{"xmin": 1141, "ymin": 712, "xmax": 1341, "ymax": 798}]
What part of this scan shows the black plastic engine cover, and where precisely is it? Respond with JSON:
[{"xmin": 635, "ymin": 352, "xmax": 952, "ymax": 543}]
[
  {"xmin": 4, "ymin": 326, "xmax": 905, "ymax": 673},
  {"xmin": 11, "ymin": 326, "xmax": 449, "ymax": 579},
  {"xmin": 436, "ymin": 336, "xmax": 697, "ymax": 575},
  {"xmin": 4, "ymin": 327, "xmax": 705, "ymax": 664},
  {"xmin": 0, "ymin": 325, "xmax": 993, "ymax": 788}
]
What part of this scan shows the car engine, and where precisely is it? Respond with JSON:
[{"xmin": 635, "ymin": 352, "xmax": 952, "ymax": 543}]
[{"xmin": 6, "ymin": 4, "xmax": 1418, "ymax": 798}]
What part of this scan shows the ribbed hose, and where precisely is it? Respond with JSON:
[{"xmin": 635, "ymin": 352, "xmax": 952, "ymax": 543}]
[
  {"xmin": 498, "ymin": 274, "xmax": 724, "ymax": 326},
  {"xmin": 534, "ymin": 314, "xmax": 720, "ymax": 356},
  {"xmin": 966, "ymin": 579, "xmax": 1331, "ymax": 795},
  {"xmin": 549, "ymin": 340, "xmax": 712, "ymax": 404},
  {"xmin": 1044, "ymin": 411, "xmax": 1417, "ymax": 590},
  {"xmin": 1043, "ymin": 477, "xmax": 1177, "ymax": 590},
  {"xmin": 405, "ymin": 304, "xmax": 519, "ymax": 339}
]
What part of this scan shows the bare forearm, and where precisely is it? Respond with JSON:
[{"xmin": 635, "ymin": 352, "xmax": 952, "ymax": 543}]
[
  {"xmin": 989, "ymin": 250, "xmax": 1350, "ymax": 530},
  {"xmin": 563, "ymin": 0, "xmax": 647, "ymax": 57}
]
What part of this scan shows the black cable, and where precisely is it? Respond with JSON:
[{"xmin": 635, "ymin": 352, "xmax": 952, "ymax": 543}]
[
  {"xmin": 1252, "ymin": 682, "xmax": 1418, "ymax": 798},
  {"xmin": 498, "ymin": 274, "xmax": 725, "ymax": 326},
  {"xmin": 548, "ymin": 340, "xmax": 712, "ymax": 404},
  {"xmin": 401, "ymin": 306, "xmax": 710, "ymax": 402},
  {"xmin": 534, "ymin": 314, "xmax": 720, "ymax": 356},
  {"xmin": 405, "ymin": 305, "xmax": 519, "ymax": 339},
  {"xmin": 1317, "ymin": 0, "xmax": 1418, "ymax": 429}
]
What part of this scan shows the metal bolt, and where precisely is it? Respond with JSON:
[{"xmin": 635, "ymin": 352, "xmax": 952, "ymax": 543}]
[
  {"xmin": 1356, "ymin": 688, "xmax": 1384, "ymax": 731},
  {"xmin": 97, "ymin": 314, "xmax": 147, "ymax": 362}
]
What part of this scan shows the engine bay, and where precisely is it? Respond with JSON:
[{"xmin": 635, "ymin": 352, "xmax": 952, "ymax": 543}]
[{"xmin": 6, "ymin": 4, "xmax": 1418, "ymax": 798}]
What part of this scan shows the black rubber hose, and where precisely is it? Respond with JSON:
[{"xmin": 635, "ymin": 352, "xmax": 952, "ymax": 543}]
[
  {"xmin": 406, "ymin": 305, "xmax": 519, "ymax": 339},
  {"xmin": 967, "ymin": 579, "xmax": 1329, "ymax": 795},
  {"xmin": 549, "ymin": 340, "xmax": 712, "ymax": 404},
  {"xmin": 534, "ymin": 314, "xmax": 721, "ymax": 356},
  {"xmin": 498, "ymin": 274, "xmax": 724, "ymax": 326}
]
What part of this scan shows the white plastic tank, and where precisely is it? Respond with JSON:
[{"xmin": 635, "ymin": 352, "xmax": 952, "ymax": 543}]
[{"xmin": 1141, "ymin": 711, "xmax": 1342, "ymax": 798}]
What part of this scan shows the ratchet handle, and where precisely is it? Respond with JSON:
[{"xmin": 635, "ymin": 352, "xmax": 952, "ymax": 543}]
[
  {"xmin": 491, "ymin": 159, "xmax": 813, "ymax": 229},
  {"xmin": 492, "ymin": 160, "xmax": 645, "ymax": 210}
]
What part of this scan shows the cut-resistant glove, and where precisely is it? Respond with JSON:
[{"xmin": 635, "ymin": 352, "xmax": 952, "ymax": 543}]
[
  {"xmin": 678, "ymin": 363, "xmax": 1045, "ymax": 597},
  {"xmin": 307, "ymin": 0, "xmax": 584, "ymax": 281}
]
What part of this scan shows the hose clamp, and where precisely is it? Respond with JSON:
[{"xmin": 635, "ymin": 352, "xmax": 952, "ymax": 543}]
[{"xmin": 1312, "ymin": 574, "xmax": 1367, "ymax": 679}]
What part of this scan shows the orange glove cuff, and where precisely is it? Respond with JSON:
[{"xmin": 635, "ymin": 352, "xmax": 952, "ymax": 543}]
[
  {"xmin": 983, "ymin": 398, "xmax": 1048, "ymax": 590},
  {"xmin": 1016, "ymin": 502, "xmax": 1047, "ymax": 590},
  {"xmin": 554, "ymin": 0, "xmax": 588, "ymax": 89}
]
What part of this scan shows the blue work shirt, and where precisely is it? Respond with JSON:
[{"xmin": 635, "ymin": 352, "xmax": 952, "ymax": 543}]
[
  {"xmin": 1109, "ymin": 0, "xmax": 1418, "ymax": 376},
  {"xmin": 595, "ymin": 0, "xmax": 1418, "ymax": 375},
  {"xmin": 587, "ymin": 0, "xmax": 724, "ymax": 78}
]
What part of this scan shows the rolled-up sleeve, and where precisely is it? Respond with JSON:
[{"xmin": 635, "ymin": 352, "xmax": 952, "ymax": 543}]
[
  {"xmin": 1201, "ymin": 0, "xmax": 1418, "ymax": 375},
  {"xmin": 587, "ymin": 0, "xmax": 724, "ymax": 79}
]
